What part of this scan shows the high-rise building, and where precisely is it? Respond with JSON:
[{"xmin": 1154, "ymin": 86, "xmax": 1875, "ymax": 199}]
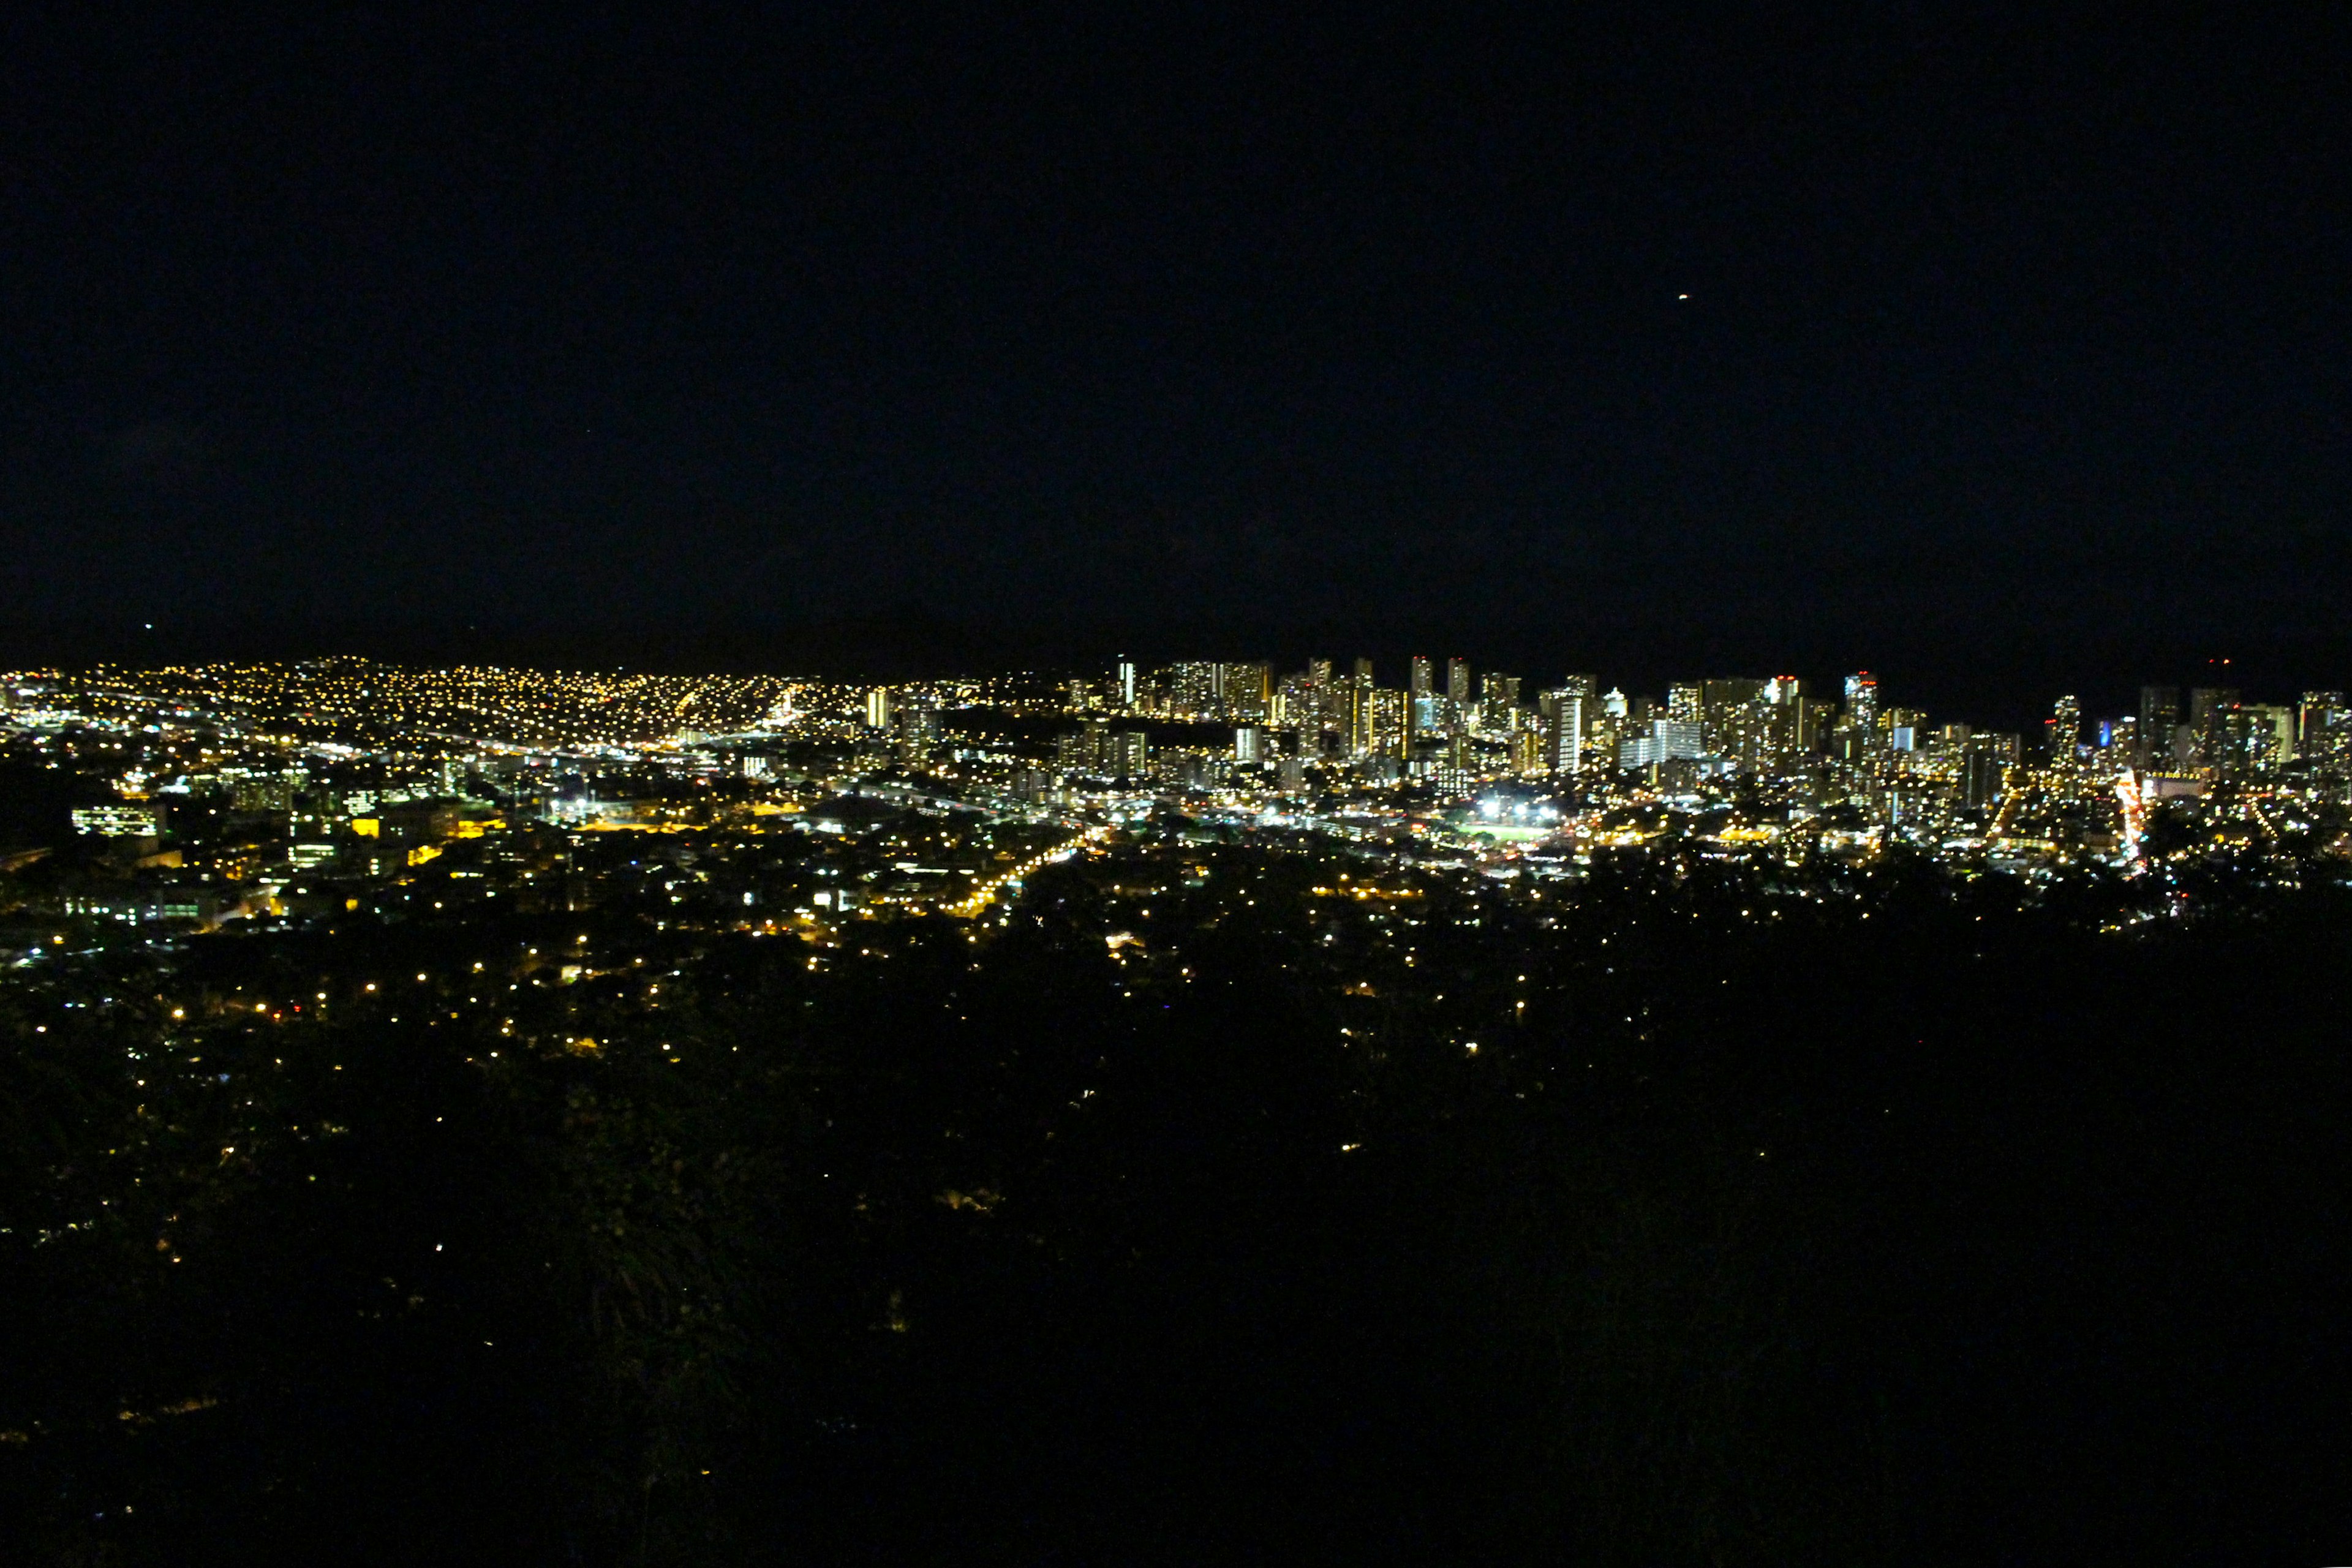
[
  {"xmin": 1349, "ymin": 685, "xmax": 1380, "ymax": 758},
  {"xmin": 2300, "ymin": 692, "xmax": 2346, "ymax": 737},
  {"xmin": 1654, "ymin": 718, "xmax": 1703, "ymax": 762},
  {"xmin": 1482, "ymin": 673, "xmax": 1521, "ymax": 711},
  {"xmin": 1961, "ymin": 733, "xmax": 2019, "ymax": 809},
  {"xmin": 1170, "ymin": 662, "xmax": 1223, "ymax": 719},
  {"xmin": 1546, "ymin": 690, "xmax": 1585, "ymax": 775},
  {"xmin": 1843, "ymin": 673, "xmax": 1879, "ymax": 736},
  {"xmin": 1233, "ymin": 726, "xmax": 1266, "ymax": 766},
  {"xmin": 2189, "ymin": 686, "xmax": 2240, "ymax": 767},
  {"xmin": 864, "ymin": 687, "xmax": 894, "ymax": 731},
  {"xmin": 1667, "ymin": 684, "xmax": 1704, "ymax": 725},
  {"xmin": 1223, "ymin": 663, "xmax": 1272, "ymax": 723},
  {"xmin": 1447, "ymin": 658, "xmax": 1471, "ymax": 705},
  {"xmin": 2137, "ymin": 687, "xmax": 2180, "ymax": 769},
  {"xmin": 1117, "ymin": 659, "xmax": 1136, "ymax": 709},
  {"xmin": 2248, "ymin": 705, "xmax": 2296, "ymax": 774},
  {"xmin": 1410, "ymin": 656, "xmax": 1433, "ymax": 698},
  {"xmin": 1704, "ymin": 677, "xmax": 1766, "ymax": 712},
  {"xmin": 894, "ymin": 705, "xmax": 940, "ymax": 767},
  {"xmin": 1374, "ymin": 687, "xmax": 1408, "ymax": 757},
  {"xmin": 1700, "ymin": 678, "xmax": 1766, "ymax": 759},
  {"xmin": 2047, "ymin": 696, "xmax": 2080, "ymax": 763}
]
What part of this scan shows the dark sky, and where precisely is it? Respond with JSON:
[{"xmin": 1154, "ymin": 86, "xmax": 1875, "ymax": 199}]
[{"xmin": 4, "ymin": 5, "xmax": 2350, "ymax": 705}]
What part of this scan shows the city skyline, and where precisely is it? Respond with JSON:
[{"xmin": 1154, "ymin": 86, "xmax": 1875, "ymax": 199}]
[{"xmin": 11, "ymin": 7, "xmax": 2352, "ymax": 1558}]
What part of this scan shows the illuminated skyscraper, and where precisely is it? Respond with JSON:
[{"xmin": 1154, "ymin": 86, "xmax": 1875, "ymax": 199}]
[
  {"xmin": 1482, "ymin": 673, "xmax": 1521, "ymax": 711},
  {"xmin": 864, "ymin": 687, "xmax": 894, "ymax": 730},
  {"xmin": 2246, "ymin": 705, "xmax": 2296, "ymax": 774},
  {"xmin": 1411, "ymin": 656, "xmax": 1433, "ymax": 698},
  {"xmin": 1171, "ymin": 662, "xmax": 1222, "ymax": 718},
  {"xmin": 1654, "ymin": 718, "xmax": 1703, "ymax": 762},
  {"xmin": 2047, "ymin": 695, "xmax": 2079, "ymax": 763},
  {"xmin": 1667, "ymin": 684, "xmax": 1703, "ymax": 725},
  {"xmin": 1374, "ymin": 687, "xmax": 1407, "ymax": 756},
  {"xmin": 1223, "ymin": 663, "xmax": 1271, "ymax": 723},
  {"xmin": 2137, "ymin": 687, "xmax": 2180, "ymax": 769},
  {"xmin": 2301, "ymin": 692, "xmax": 2348, "ymax": 771},
  {"xmin": 1117, "ymin": 658, "xmax": 1136, "ymax": 709},
  {"xmin": 1962, "ymin": 732, "xmax": 2019, "ymax": 808},
  {"xmin": 1546, "ymin": 690, "xmax": 1585, "ymax": 775},
  {"xmin": 894, "ymin": 704, "xmax": 939, "ymax": 767},
  {"xmin": 2189, "ymin": 687, "xmax": 2239, "ymax": 767},
  {"xmin": 1843, "ymin": 673, "xmax": 1878, "ymax": 734},
  {"xmin": 1343, "ymin": 685, "xmax": 1368, "ymax": 756},
  {"xmin": 1447, "ymin": 658, "xmax": 1471, "ymax": 705}
]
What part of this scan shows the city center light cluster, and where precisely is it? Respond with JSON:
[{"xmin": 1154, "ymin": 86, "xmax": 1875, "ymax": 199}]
[{"xmin": 4, "ymin": 654, "xmax": 2348, "ymax": 967}]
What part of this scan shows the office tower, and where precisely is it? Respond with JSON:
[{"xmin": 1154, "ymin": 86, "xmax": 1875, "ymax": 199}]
[
  {"xmin": 2048, "ymin": 696, "xmax": 2079, "ymax": 763},
  {"xmin": 1349, "ymin": 684, "xmax": 1379, "ymax": 757},
  {"xmin": 1447, "ymin": 658, "xmax": 1471, "ymax": 705},
  {"xmin": 1546, "ymin": 690, "xmax": 1585, "ymax": 775},
  {"xmin": 2299, "ymin": 691, "xmax": 2347, "ymax": 772},
  {"xmin": 864, "ymin": 687, "xmax": 894, "ymax": 731},
  {"xmin": 1700, "ymin": 678, "xmax": 1765, "ymax": 760},
  {"xmin": 1961, "ymin": 733, "xmax": 2019, "ymax": 809},
  {"xmin": 2138, "ymin": 687, "xmax": 2180, "ymax": 769},
  {"xmin": 1667, "ymin": 684, "xmax": 1703, "ymax": 725},
  {"xmin": 1170, "ymin": 662, "xmax": 1221, "ymax": 719},
  {"xmin": 1223, "ymin": 663, "xmax": 1272, "ymax": 724},
  {"xmin": 1704, "ymin": 677, "xmax": 1766, "ymax": 713},
  {"xmin": 1055, "ymin": 722, "xmax": 1106, "ymax": 773},
  {"xmin": 1616, "ymin": 729, "xmax": 1657, "ymax": 771},
  {"xmin": 2211, "ymin": 704, "xmax": 2294, "ymax": 778},
  {"xmin": 1482, "ymin": 673, "xmax": 1521, "ymax": 711},
  {"xmin": 894, "ymin": 706, "xmax": 939, "ymax": 767},
  {"xmin": 1411, "ymin": 656, "xmax": 1433, "ymax": 697},
  {"xmin": 1844, "ymin": 673, "xmax": 1879, "ymax": 735},
  {"xmin": 1233, "ymin": 726, "xmax": 1265, "ymax": 766},
  {"xmin": 2189, "ymin": 686, "xmax": 2239, "ymax": 766},
  {"xmin": 1654, "ymin": 717, "xmax": 1703, "ymax": 762},
  {"xmin": 1117, "ymin": 659, "xmax": 1136, "ymax": 709},
  {"xmin": 1374, "ymin": 687, "xmax": 1408, "ymax": 756}
]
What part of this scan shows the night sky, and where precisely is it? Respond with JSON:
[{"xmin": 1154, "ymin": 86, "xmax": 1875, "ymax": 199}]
[{"xmin": 6, "ymin": 6, "xmax": 2350, "ymax": 708}]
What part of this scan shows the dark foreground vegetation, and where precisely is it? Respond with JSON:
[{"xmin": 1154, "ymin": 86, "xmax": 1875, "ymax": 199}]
[{"xmin": 6, "ymin": 848, "xmax": 2351, "ymax": 1564}]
